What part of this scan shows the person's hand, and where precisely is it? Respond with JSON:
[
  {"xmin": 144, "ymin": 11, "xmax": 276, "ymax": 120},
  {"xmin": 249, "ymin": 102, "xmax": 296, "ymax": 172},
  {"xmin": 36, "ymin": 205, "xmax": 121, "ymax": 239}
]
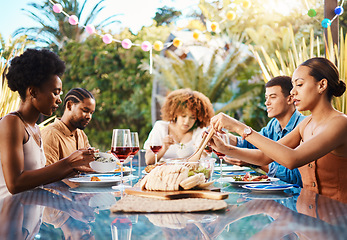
[
  {"xmin": 208, "ymin": 132, "xmax": 231, "ymax": 155},
  {"xmin": 223, "ymin": 156, "xmax": 251, "ymax": 167},
  {"xmin": 210, "ymin": 112, "xmax": 241, "ymax": 133},
  {"xmin": 162, "ymin": 135, "xmax": 175, "ymax": 150},
  {"xmin": 66, "ymin": 148, "xmax": 96, "ymax": 173}
]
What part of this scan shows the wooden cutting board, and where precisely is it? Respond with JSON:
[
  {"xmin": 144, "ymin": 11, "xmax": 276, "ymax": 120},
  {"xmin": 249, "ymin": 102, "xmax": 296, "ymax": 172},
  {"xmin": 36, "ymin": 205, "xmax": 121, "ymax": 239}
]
[{"xmin": 124, "ymin": 187, "xmax": 229, "ymax": 200}]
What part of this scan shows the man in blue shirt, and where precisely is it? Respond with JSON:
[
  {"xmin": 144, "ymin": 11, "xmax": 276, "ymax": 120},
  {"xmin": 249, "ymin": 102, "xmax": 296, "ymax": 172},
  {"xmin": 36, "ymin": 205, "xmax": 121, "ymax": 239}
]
[{"xmin": 225, "ymin": 76, "xmax": 306, "ymax": 186}]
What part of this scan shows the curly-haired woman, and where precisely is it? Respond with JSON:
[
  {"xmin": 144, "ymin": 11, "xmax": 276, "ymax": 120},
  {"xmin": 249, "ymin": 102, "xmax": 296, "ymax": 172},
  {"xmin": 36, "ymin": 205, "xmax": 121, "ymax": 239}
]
[
  {"xmin": 144, "ymin": 89, "xmax": 214, "ymax": 165},
  {"xmin": 0, "ymin": 49, "xmax": 96, "ymax": 197}
]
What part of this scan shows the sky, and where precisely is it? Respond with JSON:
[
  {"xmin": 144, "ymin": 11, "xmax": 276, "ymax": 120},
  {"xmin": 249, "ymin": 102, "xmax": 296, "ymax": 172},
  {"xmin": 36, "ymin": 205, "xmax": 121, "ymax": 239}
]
[{"xmin": 0, "ymin": 0, "xmax": 200, "ymax": 40}]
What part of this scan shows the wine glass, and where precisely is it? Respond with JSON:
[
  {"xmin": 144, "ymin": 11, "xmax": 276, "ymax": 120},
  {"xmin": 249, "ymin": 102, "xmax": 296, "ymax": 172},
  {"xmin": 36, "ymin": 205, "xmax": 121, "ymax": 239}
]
[
  {"xmin": 127, "ymin": 132, "xmax": 139, "ymax": 180},
  {"xmin": 149, "ymin": 135, "xmax": 162, "ymax": 164},
  {"xmin": 111, "ymin": 129, "xmax": 132, "ymax": 191},
  {"xmin": 204, "ymin": 145, "xmax": 213, "ymax": 157},
  {"xmin": 111, "ymin": 216, "xmax": 132, "ymax": 240},
  {"xmin": 212, "ymin": 133, "xmax": 228, "ymax": 181}
]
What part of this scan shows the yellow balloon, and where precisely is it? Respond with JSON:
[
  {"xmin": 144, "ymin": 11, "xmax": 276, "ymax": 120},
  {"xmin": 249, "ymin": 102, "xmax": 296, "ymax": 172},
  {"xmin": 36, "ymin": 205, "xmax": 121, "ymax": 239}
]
[
  {"xmin": 173, "ymin": 38, "xmax": 182, "ymax": 48},
  {"xmin": 153, "ymin": 41, "xmax": 163, "ymax": 51},
  {"xmin": 242, "ymin": 0, "xmax": 251, "ymax": 9},
  {"xmin": 226, "ymin": 11, "xmax": 236, "ymax": 21},
  {"xmin": 211, "ymin": 22, "xmax": 219, "ymax": 32},
  {"xmin": 193, "ymin": 31, "xmax": 200, "ymax": 40}
]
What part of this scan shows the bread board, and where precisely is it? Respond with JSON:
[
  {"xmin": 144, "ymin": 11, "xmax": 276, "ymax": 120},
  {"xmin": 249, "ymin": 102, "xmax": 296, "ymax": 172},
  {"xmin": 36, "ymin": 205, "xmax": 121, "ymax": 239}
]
[{"xmin": 124, "ymin": 187, "xmax": 229, "ymax": 200}]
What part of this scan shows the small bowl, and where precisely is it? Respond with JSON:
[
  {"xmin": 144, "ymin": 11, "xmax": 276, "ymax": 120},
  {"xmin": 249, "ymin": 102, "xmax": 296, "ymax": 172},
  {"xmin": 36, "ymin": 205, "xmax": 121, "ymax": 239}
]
[
  {"xmin": 94, "ymin": 152, "xmax": 118, "ymax": 163},
  {"xmin": 89, "ymin": 161, "xmax": 117, "ymax": 173}
]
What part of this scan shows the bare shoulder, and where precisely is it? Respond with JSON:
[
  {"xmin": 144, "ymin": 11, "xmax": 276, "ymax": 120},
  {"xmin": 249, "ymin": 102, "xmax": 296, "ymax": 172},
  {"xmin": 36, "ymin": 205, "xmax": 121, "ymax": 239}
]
[
  {"xmin": 0, "ymin": 114, "xmax": 22, "ymax": 129},
  {"xmin": 0, "ymin": 114, "xmax": 25, "ymax": 137},
  {"xmin": 330, "ymin": 113, "xmax": 347, "ymax": 129}
]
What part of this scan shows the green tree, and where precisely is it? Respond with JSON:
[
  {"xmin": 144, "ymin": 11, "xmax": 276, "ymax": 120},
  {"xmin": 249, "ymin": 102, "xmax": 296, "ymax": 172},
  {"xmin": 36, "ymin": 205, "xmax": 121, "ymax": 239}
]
[
  {"xmin": 14, "ymin": 0, "xmax": 120, "ymax": 51},
  {"xmin": 153, "ymin": 6, "xmax": 182, "ymax": 25},
  {"xmin": 57, "ymin": 24, "xmax": 171, "ymax": 150}
]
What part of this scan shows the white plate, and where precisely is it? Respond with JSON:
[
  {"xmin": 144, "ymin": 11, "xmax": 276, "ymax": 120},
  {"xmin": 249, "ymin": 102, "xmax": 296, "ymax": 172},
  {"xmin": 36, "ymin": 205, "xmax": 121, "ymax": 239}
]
[
  {"xmin": 92, "ymin": 167, "xmax": 135, "ymax": 175},
  {"xmin": 217, "ymin": 165, "xmax": 250, "ymax": 172},
  {"xmin": 68, "ymin": 176, "xmax": 121, "ymax": 187},
  {"xmin": 69, "ymin": 187, "xmax": 119, "ymax": 193},
  {"xmin": 219, "ymin": 177, "xmax": 279, "ymax": 184},
  {"xmin": 244, "ymin": 192, "xmax": 293, "ymax": 199},
  {"xmin": 242, "ymin": 184, "xmax": 294, "ymax": 192},
  {"xmin": 141, "ymin": 170, "xmax": 148, "ymax": 175}
]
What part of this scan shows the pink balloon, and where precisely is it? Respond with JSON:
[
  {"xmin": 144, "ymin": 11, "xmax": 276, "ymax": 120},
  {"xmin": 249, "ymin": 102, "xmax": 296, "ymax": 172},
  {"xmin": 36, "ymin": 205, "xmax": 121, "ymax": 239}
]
[
  {"xmin": 121, "ymin": 39, "xmax": 132, "ymax": 49},
  {"xmin": 102, "ymin": 34, "xmax": 113, "ymax": 44},
  {"xmin": 52, "ymin": 4, "xmax": 63, "ymax": 13},
  {"xmin": 141, "ymin": 41, "xmax": 152, "ymax": 52},
  {"xmin": 68, "ymin": 15, "xmax": 78, "ymax": 25},
  {"xmin": 86, "ymin": 25, "xmax": 95, "ymax": 34}
]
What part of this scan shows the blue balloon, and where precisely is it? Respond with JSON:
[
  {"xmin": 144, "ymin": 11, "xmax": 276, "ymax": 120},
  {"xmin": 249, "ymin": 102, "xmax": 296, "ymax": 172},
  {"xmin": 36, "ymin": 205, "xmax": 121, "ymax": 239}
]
[
  {"xmin": 335, "ymin": 6, "xmax": 344, "ymax": 16},
  {"xmin": 321, "ymin": 18, "xmax": 331, "ymax": 28}
]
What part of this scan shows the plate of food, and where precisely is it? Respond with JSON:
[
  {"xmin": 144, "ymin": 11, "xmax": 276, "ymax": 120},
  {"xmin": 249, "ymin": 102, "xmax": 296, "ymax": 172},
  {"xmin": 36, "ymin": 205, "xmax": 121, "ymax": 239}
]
[
  {"xmin": 69, "ymin": 186, "xmax": 118, "ymax": 193},
  {"xmin": 218, "ymin": 165, "xmax": 250, "ymax": 172},
  {"xmin": 68, "ymin": 175, "xmax": 121, "ymax": 187},
  {"xmin": 242, "ymin": 183, "xmax": 299, "ymax": 192},
  {"xmin": 219, "ymin": 172, "xmax": 279, "ymax": 184},
  {"xmin": 113, "ymin": 166, "xmax": 135, "ymax": 175},
  {"xmin": 244, "ymin": 192, "xmax": 293, "ymax": 199}
]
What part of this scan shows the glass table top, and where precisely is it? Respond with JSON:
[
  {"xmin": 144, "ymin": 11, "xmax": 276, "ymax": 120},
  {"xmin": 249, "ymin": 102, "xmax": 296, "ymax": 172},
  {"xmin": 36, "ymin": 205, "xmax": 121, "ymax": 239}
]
[{"xmin": 1, "ymin": 166, "xmax": 347, "ymax": 240}]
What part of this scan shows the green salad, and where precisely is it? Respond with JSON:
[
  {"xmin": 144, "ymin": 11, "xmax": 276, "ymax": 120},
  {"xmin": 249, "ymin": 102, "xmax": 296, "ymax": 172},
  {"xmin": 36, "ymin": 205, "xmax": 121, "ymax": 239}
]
[{"xmin": 188, "ymin": 166, "xmax": 211, "ymax": 179}]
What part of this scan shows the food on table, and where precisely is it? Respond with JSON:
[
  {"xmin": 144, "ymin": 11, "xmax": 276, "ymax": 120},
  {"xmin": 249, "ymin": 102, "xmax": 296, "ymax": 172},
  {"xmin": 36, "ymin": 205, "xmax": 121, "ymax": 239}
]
[
  {"xmin": 188, "ymin": 165, "xmax": 211, "ymax": 179},
  {"xmin": 94, "ymin": 152, "xmax": 115, "ymax": 163},
  {"xmin": 144, "ymin": 161, "xmax": 166, "ymax": 173},
  {"xmin": 233, "ymin": 172, "xmax": 269, "ymax": 182},
  {"xmin": 114, "ymin": 166, "xmax": 131, "ymax": 172},
  {"xmin": 180, "ymin": 173, "xmax": 205, "ymax": 190},
  {"xmin": 145, "ymin": 164, "xmax": 156, "ymax": 173},
  {"xmin": 140, "ymin": 165, "xmax": 210, "ymax": 191},
  {"xmin": 91, "ymin": 176, "xmax": 101, "ymax": 181}
]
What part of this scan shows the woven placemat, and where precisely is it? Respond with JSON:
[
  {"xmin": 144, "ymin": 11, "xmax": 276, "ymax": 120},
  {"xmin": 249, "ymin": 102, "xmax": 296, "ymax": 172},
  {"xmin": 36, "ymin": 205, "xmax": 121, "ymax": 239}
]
[{"xmin": 110, "ymin": 195, "xmax": 227, "ymax": 213}]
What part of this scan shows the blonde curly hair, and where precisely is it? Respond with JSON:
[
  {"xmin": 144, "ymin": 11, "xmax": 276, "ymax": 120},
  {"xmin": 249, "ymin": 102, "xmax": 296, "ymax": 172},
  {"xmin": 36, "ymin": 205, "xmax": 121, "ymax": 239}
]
[{"xmin": 161, "ymin": 89, "xmax": 214, "ymax": 128}]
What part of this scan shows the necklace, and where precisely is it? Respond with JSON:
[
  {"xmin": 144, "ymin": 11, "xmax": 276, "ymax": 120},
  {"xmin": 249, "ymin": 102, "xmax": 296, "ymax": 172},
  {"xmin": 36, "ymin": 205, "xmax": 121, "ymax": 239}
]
[{"xmin": 15, "ymin": 111, "xmax": 42, "ymax": 147}]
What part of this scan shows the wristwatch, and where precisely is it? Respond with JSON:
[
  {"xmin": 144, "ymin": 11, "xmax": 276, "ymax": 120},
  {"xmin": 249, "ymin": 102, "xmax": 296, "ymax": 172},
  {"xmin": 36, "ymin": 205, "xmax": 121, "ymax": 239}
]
[{"xmin": 242, "ymin": 126, "xmax": 252, "ymax": 140}]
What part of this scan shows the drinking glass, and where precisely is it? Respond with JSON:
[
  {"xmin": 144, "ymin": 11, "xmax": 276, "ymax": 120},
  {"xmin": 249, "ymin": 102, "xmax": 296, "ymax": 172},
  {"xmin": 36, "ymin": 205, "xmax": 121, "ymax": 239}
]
[
  {"xmin": 149, "ymin": 135, "xmax": 162, "ymax": 164},
  {"xmin": 111, "ymin": 216, "xmax": 132, "ymax": 240},
  {"xmin": 111, "ymin": 129, "xmax": 132, "ymax": 191},
  {"xmin": 127, "ymin": 132, "xmax": 140, "ymax": 180},
  {"xmin": 212, "ymin": 133, "xmax": 228, "ymax": 181},
  {"xmin": 204, "ymin": 145, "xmax": 213, "ymax": 157}
]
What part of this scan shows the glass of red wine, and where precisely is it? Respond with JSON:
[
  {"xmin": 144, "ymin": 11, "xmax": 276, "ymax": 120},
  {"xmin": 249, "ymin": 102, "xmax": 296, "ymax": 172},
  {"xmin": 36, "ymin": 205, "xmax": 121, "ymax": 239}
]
[
  {"xmin": 128, "ymin": 132, "xmax": 139, "ymax": 180},
  {"xmin": 205, "ymin": 145, "xmax": 213, "ymax": 156},
  {"xmin": 149, "ymin": 136, "xmax": 162, "ymax": 164},
  {"xmin": 111, "ymin": 129, "xmax": 132, "ymax": 191}
]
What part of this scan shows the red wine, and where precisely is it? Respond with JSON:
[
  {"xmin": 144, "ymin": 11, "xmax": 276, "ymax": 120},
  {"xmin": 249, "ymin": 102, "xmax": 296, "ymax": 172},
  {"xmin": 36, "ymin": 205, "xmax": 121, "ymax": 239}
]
[
  {"xmin": 111, "ymin": 147, "xmax": 132, "ymax": 162},
  {"xmin": 150, "ymin": 145, "xmax": 162, "ymax": 154},
  {"xmin": 130, "ymin": 147, "xmax": 140, "ymax": 157},
  {"xmin": 213, "ymin": 149, "xmax": 225, "ymax": 158},
  {"xmin": 205, "ymin": 145, "xmax": 213, "ymax": 154}
]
